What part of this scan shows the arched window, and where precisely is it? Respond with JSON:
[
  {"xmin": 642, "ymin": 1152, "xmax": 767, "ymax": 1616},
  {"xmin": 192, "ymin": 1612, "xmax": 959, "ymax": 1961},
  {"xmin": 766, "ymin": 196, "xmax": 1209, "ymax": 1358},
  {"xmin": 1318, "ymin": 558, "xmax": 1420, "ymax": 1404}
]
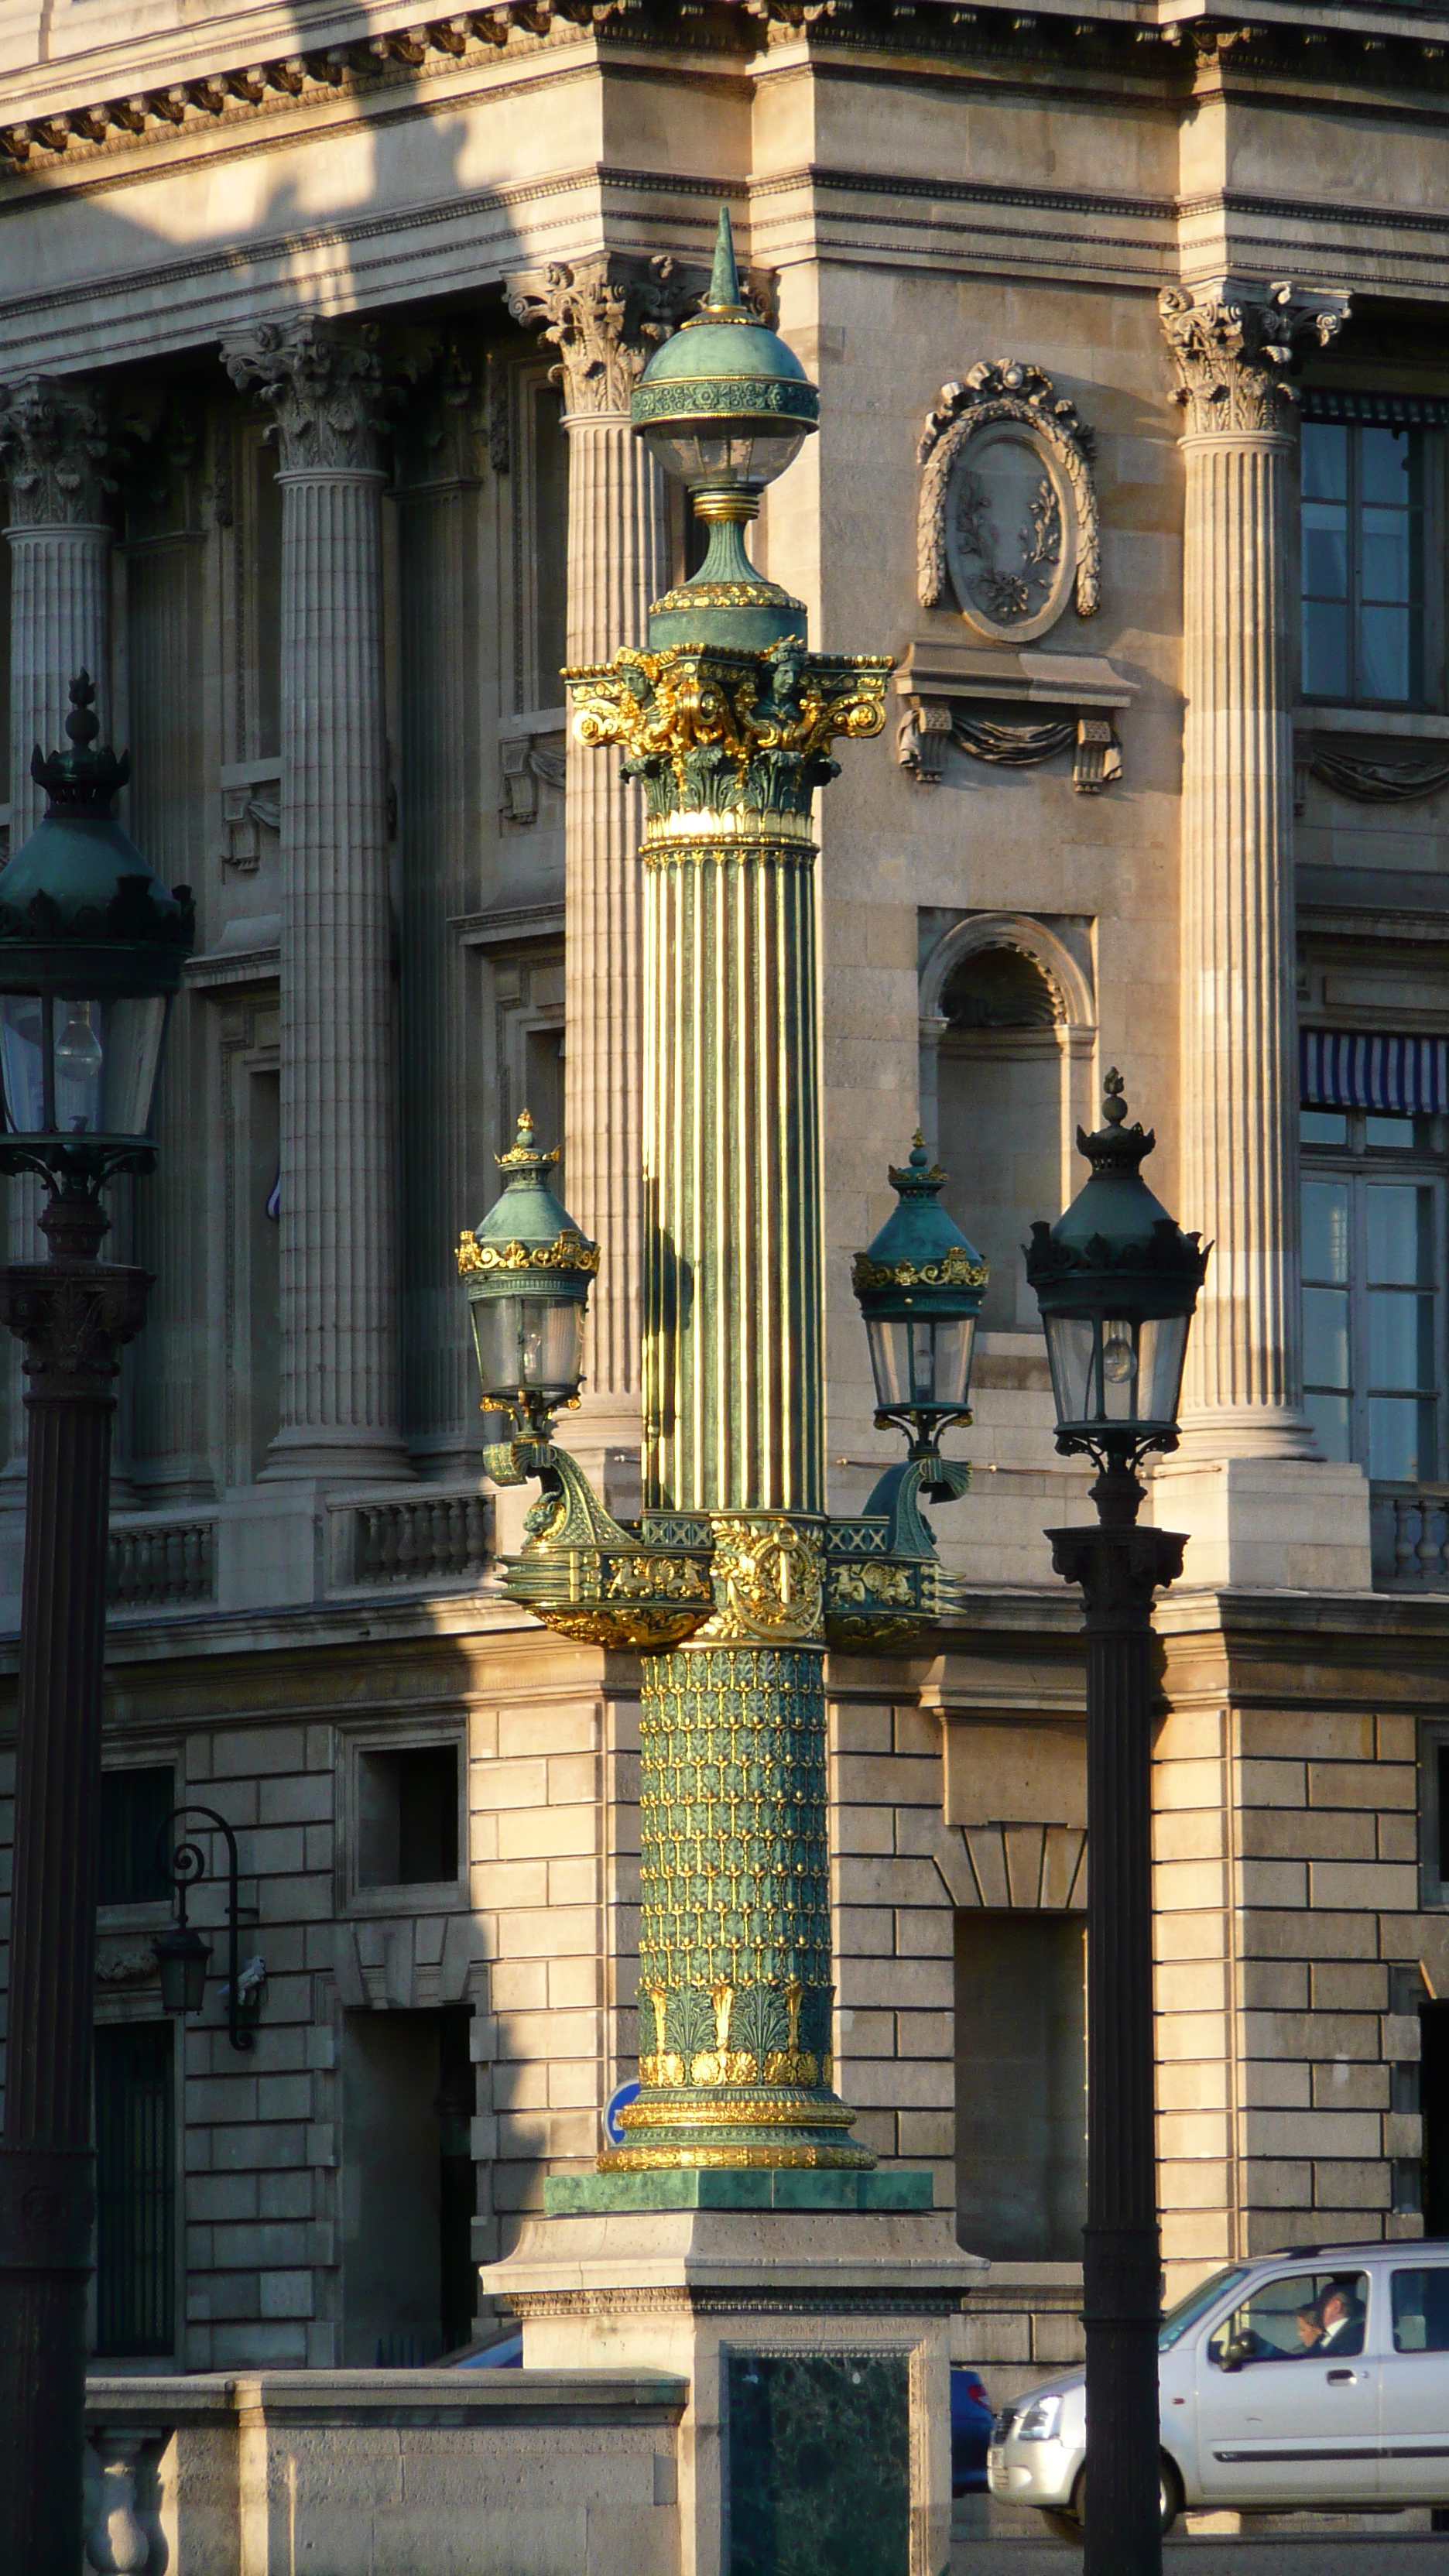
[{"xmin": 920, "ymin": 915, "xmax": 1095, "ymax": 1333}]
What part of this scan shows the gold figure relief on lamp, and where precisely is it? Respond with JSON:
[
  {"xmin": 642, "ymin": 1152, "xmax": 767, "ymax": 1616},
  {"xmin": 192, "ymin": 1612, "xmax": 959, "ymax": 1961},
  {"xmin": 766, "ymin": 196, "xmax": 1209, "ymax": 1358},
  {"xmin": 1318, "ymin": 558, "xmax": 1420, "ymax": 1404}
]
[{"xmin": 695, "ymin": 1513, "xmax": 825, "ymax": 1646}]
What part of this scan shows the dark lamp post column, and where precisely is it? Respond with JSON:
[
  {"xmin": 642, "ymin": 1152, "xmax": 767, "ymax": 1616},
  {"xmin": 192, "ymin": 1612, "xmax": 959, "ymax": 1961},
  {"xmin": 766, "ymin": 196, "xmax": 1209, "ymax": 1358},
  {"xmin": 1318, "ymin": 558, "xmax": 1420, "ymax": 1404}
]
[
  {"xmin": 0, "ymin": 675, "xmax": 192, "ymax": 2576},
  {"xmin": 1027, "ymin": 1071, "xmax": 1208, "ymax": 2576}
]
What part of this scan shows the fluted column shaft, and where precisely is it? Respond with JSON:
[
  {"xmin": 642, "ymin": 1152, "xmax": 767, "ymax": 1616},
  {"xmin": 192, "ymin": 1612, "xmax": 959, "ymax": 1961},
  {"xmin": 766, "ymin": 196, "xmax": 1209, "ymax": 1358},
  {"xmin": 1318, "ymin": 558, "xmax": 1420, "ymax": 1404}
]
[
  {"xmin": 644, "ymin": 830, "xmax": 824, "ymax": 1514},
  {"xmin": 224, "ymin": 322, "xmax": 405, "ymax": 1483},
  {"xmin": 397, "ymin": 426, "xmax": 481, "ymax": 1471},
  {"xmin": 1162, "ymin": 283, "xmax": 1346, "ymax": 1457},
  {"xmin": 509, "ymin": 259, "xmax": 687, "ymax": 1429},
  {"xmin": 1179, "ymin": 427, "xmax": 1304, "ymax": 1441},
  {"xmin": 273, "ymin": 466, "xmax": 400, "ymax": 1473},
  {"xmin": 564, "ymin": 411, "xmax": 670, "ymax": 1407}
]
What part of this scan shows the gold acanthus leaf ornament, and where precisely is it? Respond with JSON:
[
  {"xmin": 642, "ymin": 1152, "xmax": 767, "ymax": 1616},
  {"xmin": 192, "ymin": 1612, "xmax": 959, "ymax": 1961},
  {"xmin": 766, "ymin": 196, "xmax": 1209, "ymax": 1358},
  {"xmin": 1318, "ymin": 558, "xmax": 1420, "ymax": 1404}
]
[
  {"xmin": 457, "ymin": 1227, "xmax": 601, "ymax": 1278},
  {"xmin": 850, "ymin": 1245, "xmax": 988, "ymax": 1292},
  {"xmin": 567, "ymin": 646, "xmax": 890, "ymax": 795}
]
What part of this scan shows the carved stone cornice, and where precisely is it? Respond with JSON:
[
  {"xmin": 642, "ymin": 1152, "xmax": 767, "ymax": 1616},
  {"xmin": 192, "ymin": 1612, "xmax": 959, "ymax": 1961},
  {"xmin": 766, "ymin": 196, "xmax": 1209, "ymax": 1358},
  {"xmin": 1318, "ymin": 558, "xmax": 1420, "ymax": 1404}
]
[
  {"xmin": 507, "ymin": 255, "xmax": 697, "ymax": 416},
  {"xmin": 0, "ymin": 376, "xmax": 113, "ymax": 528},
  {"xmin": 221, "ymin": 319, "xmax": 394, "ymax": 474},
  {"xmin": 1158, "ymin": 281, "xmax": 1349, "ymax": 438}
]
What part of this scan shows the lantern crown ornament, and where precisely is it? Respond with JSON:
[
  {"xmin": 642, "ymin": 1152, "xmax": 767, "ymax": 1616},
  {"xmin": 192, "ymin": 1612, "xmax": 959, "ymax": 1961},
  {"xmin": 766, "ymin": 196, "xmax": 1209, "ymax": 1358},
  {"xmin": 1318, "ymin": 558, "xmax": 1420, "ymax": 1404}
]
[
  {"xmin": 0, "ymin": 672, "xmax": 194, "ymax": 1203},
  {"xmin": 457, "ymin": 1111, "xmax": 600, "ymax": 1437},
  {"xmin": 1025, "ymin": 1070, "xmax": 1209, "ymax": 1471},
  {"xmin": 632, "ymin": 207, "xmax": 819, "ymax": 650},
  {"xmin": 852, "ymin": 1133, "xmax": 987, "ymax": 1475}
]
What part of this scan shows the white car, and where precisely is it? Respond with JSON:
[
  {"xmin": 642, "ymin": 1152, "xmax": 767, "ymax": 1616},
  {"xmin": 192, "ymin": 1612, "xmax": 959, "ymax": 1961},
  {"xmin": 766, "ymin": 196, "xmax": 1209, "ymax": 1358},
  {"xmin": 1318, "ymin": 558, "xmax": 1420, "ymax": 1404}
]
[{"xmin": 988, "ymin": 2242, "xmax": 1449, "ymax": 2535}]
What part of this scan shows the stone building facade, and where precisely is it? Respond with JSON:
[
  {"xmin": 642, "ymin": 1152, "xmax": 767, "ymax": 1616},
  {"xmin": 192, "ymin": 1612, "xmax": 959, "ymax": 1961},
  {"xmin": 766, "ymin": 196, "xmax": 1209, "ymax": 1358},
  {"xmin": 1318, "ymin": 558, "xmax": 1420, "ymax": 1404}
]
[{"xmin": 0, "ymin": 0, "xmax": 1445, "ymax": 2423}]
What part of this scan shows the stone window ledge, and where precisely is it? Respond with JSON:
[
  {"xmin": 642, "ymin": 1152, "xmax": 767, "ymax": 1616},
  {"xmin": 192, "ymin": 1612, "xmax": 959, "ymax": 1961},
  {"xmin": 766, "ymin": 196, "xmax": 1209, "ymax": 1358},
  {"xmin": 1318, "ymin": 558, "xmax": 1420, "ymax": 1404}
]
[{"xmin": 895, "ymin": 639, "xmax": 1136, "ymax": 791}]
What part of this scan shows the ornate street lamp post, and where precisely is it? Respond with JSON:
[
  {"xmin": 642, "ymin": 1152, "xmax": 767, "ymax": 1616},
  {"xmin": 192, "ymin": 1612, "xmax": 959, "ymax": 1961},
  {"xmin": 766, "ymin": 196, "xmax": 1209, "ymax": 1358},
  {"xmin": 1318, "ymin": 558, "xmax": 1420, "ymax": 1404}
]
[
  {"xmin": 1026, "ymin": 1071, "xmax": 1208, "ymax": 2576},
  {"xmin": 0, "ymin": 675, "xmax": 193, "ymax": 2576},
  {"xmin": 461, "ymin": 211, "xmax": 977, "ymax": 2178}
]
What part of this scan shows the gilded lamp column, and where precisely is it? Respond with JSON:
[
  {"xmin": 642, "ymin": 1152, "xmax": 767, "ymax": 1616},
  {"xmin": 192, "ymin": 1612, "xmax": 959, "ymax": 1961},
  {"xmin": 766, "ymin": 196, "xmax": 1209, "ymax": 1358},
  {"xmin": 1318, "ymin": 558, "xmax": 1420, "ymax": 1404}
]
[
  {"xmin": 1159, "ymin": 282, "xmax": 1345, "ymax": 1455},
  {"xmin": 567, "ymin": 216, "xmax": 889, "ymax": 2169}
]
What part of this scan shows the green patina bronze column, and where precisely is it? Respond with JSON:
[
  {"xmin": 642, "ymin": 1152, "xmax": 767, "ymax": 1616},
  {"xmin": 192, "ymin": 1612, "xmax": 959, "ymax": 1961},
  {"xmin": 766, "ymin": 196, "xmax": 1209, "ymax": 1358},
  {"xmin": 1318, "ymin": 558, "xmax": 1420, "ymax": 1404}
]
[
  {"xmin": 462, "ymin": 214, "xmax": 985, "ymax": 2184},
  {"xmin": 568, "ymin": 218, "xmax": 886, "ymax": 2169}
]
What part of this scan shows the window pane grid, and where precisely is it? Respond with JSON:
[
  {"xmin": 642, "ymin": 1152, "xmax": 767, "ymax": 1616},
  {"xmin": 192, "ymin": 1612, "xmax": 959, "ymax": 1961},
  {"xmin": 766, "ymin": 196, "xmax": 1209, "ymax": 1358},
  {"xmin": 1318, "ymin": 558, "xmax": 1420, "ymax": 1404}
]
[
  {"xmin": 1301, "ymin": 420, "xmax": 1425, "ymax": 708},
  {"xmin": 1300, "ymin": 1137, "xmax": 1444, "ymax": 1483}
]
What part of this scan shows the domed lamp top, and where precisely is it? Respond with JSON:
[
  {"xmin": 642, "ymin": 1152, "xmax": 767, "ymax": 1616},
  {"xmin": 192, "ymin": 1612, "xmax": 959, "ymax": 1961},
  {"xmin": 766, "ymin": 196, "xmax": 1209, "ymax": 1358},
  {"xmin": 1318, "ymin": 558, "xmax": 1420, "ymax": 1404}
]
[
  {"xmin": 632, "ymin": 209, "xmax": 820, "ymax": 651},
  {"xmin": 631, "ymin": 206, "xmax": 820, "ymax": 473}
]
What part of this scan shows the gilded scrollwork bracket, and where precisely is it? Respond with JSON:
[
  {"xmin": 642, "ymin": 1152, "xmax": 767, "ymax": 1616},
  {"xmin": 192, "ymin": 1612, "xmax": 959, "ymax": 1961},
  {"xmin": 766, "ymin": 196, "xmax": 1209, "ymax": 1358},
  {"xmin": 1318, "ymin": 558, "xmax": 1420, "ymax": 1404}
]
[{"xmin": 483, "ymin": 1437, "xmax": 715, "ymax": 1648}]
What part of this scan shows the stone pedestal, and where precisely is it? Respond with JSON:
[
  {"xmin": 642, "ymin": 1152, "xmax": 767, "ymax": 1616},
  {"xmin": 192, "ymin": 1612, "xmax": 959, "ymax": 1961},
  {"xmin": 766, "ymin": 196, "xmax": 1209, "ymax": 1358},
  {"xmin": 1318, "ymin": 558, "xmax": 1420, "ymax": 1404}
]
[
  {"xmin": 483, "ymin": 2174, "xmax": 983, "ymax": 2576},
  {"xmin": 1149, "ymin": 1452, "xmax": 1372, "ymax": 1593}
]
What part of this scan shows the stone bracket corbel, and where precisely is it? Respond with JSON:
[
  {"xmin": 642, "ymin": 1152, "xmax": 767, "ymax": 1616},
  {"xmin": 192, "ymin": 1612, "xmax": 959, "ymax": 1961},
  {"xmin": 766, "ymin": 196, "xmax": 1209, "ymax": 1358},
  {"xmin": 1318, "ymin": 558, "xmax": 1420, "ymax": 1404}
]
[{"xmin": 894, "ymin": 640, "xmax": 1136, "ymax": 795}]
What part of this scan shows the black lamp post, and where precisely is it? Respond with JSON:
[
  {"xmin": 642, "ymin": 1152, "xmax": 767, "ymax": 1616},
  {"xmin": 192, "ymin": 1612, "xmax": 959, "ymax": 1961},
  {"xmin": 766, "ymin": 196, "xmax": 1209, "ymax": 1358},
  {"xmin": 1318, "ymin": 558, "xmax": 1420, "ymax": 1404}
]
[
  {"xmin": 1025, "ymin": 1070, "xmax": 1208, "ymax": 2576},
  {"xmin": 0, "ymin": 675, "xmax": 194, "ymax": 2576}
]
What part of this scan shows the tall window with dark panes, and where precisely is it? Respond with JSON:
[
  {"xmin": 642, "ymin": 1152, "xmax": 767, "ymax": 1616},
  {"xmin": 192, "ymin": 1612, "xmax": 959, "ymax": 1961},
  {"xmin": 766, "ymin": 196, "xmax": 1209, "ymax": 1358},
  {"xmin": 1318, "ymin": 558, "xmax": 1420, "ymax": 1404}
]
[
  {"xmin": 1302, "ymin": 415, "xmax": 1426, "ymax": 707},
  {"xmin": 1301, "ymin": 1093, "xmax": 1446, "ymax": 1485},
  {"xmin": 95, "ymin": 1767, "xmax": 178, "ymax": 2358}
]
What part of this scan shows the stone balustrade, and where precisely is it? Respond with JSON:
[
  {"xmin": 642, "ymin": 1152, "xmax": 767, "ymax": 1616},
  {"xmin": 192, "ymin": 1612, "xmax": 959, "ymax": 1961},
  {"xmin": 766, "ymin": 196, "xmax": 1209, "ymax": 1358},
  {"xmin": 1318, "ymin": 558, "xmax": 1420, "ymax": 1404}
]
[
  {"xmin": 344, "ymin": 1485, "xmax": 492, "ymax": 1589},
  {"xmin": 84, "ymin": 2370, "xmax": 686, "ymax": 2575},
  {"xmin": 1372, "ymin": 1482, "xmax": 1449, "ymax": 1590},
  {"xmin": 108, "ymin": 1515, "xmax": 217, "ymax": 1611}
]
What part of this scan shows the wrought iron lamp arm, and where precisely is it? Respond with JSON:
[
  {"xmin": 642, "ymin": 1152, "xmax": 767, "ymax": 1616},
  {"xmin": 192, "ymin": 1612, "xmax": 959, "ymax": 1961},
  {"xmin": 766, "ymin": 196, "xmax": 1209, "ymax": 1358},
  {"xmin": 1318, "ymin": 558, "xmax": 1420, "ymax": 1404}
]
[{"xmin": 159, "ymin": 1802, "xmax": 254, "ymax": 2054}]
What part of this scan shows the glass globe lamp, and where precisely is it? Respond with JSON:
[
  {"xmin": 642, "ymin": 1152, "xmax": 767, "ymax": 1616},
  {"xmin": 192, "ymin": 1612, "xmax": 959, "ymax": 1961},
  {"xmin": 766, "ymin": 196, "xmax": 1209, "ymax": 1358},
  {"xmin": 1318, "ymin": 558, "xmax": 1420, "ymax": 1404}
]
[
  {"xmin": 632, "ymin": 206, "xmax": 820, "ymax": 649},
  {"xmin": 0, "ymin": 673, "xmax": 194, "ymax": 1197},
  {"xmin": 851, "ymin": 1135, "xmax": 988, "ymax": 1461},
  {"xmin": 458, "ymin": 1112, "xmax": 600, "ymax": 1436},
  {"xmin": 1025, "ymin": 1070, "xmax": 1208, "ymax": 1469}
]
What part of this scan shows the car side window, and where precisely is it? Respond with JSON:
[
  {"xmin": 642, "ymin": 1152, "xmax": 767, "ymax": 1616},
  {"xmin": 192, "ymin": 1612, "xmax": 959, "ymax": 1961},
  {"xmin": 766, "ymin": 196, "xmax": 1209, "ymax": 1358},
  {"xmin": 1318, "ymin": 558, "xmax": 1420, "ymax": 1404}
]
[
  {"xmin": 1391, "ymin": 2268, "xmax": 1449, "ymax": 2352},
  {"xmin": 1207, "ymin": 2270, "xmax": 1369, "ymax": 2369}
]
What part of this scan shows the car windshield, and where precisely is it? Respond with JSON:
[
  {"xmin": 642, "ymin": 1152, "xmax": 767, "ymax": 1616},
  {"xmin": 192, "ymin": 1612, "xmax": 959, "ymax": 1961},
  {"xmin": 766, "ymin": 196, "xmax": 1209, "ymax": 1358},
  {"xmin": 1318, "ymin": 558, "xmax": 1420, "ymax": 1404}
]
[{"xmin": 1160, "ymin": 2266, "xmax": 1251, "ymax": 2350}]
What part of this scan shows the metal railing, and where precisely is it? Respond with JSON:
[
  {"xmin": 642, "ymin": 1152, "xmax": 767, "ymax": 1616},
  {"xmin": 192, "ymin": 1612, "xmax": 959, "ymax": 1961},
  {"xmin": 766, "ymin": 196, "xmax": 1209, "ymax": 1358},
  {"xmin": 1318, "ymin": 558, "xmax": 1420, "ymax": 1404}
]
[{"xmin": 1372, "ymin": 1482, "xmax": 1449, "ymax": 1589}]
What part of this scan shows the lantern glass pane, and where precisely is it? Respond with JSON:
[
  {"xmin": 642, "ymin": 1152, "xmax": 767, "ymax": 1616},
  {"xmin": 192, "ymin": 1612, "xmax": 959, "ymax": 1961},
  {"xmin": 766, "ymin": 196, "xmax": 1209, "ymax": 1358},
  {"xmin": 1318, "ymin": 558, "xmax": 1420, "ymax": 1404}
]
[
  {"xmin": 642, "ymin": 424, "xmax": 809, "ymax": 491},
  {"xmin": 1043, "ymin": 1310, "xmax": 1190, "ymax": 1434},
  {"xmin": 154, "ymin": 1932, "xmax": 210, "ymax": 2017},
  {"xmin": 470, "ymin": 1293, "xmax": 585, "ymax": 1406},
  {"xmin": 0, "ymin": 991, "xmax": 168, "ymax": 1139},
  {"xmin": 865, "ymin": 1312, "xmax": 976, "ymax": 1412}
]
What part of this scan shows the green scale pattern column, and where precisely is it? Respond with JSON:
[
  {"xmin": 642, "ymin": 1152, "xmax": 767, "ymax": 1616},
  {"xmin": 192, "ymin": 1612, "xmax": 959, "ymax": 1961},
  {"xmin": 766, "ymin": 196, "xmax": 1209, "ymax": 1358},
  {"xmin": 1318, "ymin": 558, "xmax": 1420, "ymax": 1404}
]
[{"xmin": 568, "ymin": 640, "xmax": 887, "ymax": 2168}]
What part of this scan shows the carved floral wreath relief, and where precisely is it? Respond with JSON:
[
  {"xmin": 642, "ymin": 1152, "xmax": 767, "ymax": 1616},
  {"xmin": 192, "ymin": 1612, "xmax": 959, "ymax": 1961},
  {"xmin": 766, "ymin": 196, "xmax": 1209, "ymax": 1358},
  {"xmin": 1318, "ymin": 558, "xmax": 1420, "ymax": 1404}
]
[{"xmin": 916, "ymin": 361, "xmax": 1101, "ymax": 644}]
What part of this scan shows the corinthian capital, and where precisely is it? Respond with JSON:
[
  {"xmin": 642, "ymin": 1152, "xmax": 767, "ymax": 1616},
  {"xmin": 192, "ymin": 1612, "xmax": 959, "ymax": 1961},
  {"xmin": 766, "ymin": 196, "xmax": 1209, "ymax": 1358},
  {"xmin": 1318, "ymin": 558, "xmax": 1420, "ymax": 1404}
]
[
  {"xmin": 507, "ymin": 255, "xmax": 697, "ymax": 416},
  {"xmin": 1159, "ymin": 280, "xmax": 1350, "ymax": 437},
  {"xmin": 222, "ymin": 318, "xmax": 392, "ymax": 473},
  {"xmin": 0, "ymin": 376, "xmax": 113, "ymax": 527}
]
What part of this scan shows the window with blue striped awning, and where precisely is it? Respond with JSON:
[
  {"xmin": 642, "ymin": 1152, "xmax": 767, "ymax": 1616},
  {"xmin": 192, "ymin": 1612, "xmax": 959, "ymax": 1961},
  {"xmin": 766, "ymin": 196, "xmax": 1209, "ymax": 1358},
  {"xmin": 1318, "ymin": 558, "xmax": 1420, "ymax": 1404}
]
[{"xmin": 1301, "ymin": 1030, "xmax": 1449, "ymax": 1116}]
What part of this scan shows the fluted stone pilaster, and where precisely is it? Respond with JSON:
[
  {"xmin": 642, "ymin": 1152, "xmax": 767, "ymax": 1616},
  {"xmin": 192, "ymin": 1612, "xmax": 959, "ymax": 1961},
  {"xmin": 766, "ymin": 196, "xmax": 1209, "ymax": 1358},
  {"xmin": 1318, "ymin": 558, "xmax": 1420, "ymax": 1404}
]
[
  {"xmin": 127, "ymin": 501, "xmax": 210, "ymax": 1496},
  {"xmin": 396, "ymin": 395, "xmax": 480, "ymax": 1472},
  {"xmin": 1160, "ymin": 283, "xmax": 1346, "ymax": 1457},
  {"xmin": 0, "ymin": 378, "xmax": 115, "ymax": 1477},
  {"xmin": 509, "ymin": 261, "xmax": 680, "ymax": 1423},
  {"xmin": 224, "ymin": 322, "xmax": 405, "ymax": 1481}
]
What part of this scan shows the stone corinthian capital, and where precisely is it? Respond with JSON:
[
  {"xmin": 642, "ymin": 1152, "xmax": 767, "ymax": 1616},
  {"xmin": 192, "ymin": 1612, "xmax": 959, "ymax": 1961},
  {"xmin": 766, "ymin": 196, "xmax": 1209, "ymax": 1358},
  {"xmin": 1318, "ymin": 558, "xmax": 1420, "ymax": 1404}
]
[
  {"xmin": 1159, "ymin": 280, "xmax": 1350, "ymax": 437},
  {"xmin": 507, "ymin": 255, "xmax": 697, "ymax": 416},
  {"xmin": 0, "ymin": 375, "xmax": 113, "ymax": 526},
  {"xmin": 222, "ymin": 318, "xmax": 392, "ymax": 473}
]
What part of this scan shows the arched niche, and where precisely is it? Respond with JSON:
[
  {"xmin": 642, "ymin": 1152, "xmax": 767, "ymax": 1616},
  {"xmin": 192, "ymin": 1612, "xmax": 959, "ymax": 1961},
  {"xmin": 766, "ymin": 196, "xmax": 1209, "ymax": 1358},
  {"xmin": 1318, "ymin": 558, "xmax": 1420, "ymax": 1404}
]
[{"xmin": 920, "ymin": 913, "xmax": 1096, "ymax": 1332}]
